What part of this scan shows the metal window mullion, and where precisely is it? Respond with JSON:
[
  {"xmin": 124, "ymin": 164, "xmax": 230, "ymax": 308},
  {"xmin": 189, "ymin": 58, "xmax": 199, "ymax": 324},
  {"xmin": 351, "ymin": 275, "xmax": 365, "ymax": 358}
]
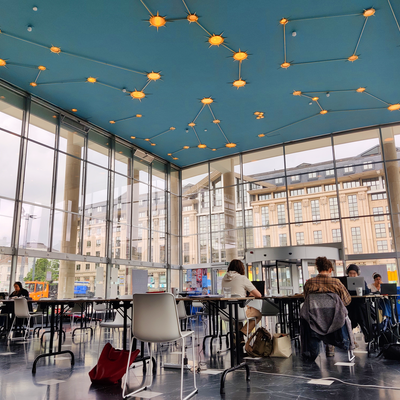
[
  {"xmin": 149, "ymin": 164, "xmax": 152, "ymax": 263},
  {"xmin": 208, "ymin": 162, "xmax": 212, "ymax": 263},
  {"xmin": 79, "ymin": 131, "xmax": 88, "ymax": 257},
  {"xmin": 9, "ymin": 95, "xmax": 30, "ymax": 293},
  {"xmin": 48, "ymin": 112, "xmax": 60, "ymax": 252},
  {"xmin": 239, "ymin": 154, "xmax": 247, "ymax": 254},
  {"xmin": 178, "ymin": 168, "xmax": 183, "ymax": 267},
  {"xmin": 331, "ymin": 134, "xmax": 346, "ymax": 265},
  {"xmin": 282, "ymin": 144, "xmax": 292, "ymax": 245}
]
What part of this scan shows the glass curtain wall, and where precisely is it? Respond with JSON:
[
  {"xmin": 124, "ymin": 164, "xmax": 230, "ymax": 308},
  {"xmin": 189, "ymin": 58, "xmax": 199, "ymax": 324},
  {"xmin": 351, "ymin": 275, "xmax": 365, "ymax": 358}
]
[{"xmin": 0, "ymin": 85, "xmax": 172, "ymax": 297}]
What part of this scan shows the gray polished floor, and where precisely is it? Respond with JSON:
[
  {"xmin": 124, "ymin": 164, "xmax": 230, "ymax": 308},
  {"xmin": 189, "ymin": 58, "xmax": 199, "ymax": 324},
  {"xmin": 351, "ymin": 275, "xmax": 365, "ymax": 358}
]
[{"xmin": 1, "ymin": 324, "xmax": 400, "ymax": 400}]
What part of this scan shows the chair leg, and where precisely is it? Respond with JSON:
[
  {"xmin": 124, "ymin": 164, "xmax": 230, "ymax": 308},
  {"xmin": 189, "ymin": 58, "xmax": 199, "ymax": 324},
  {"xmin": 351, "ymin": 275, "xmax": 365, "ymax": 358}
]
[
  {"xmin": 181, "ymin": 337, "xmax": 185, "ymax": 400},
  {"xmin": 8, "ymin": 316, "xmax": 16, "ymax": 340},
  {"xmin": 348, "ymin": 350, "xmax": 355, "ymax": 362}
]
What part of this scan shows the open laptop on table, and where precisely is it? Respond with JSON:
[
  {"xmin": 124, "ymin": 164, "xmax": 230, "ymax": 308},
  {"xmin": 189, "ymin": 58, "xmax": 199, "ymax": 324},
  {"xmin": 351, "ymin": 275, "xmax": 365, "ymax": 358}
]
[
  {"xmin": 347, "ymin": 277, "xmax": 365, "ymax": 295},
  {"xmin": 380, "ymin": 283, "xmax": 397, "ymax": 295}
]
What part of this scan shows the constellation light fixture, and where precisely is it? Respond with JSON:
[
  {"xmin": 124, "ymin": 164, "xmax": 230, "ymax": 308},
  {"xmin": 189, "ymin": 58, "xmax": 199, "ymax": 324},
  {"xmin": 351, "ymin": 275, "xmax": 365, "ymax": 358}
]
[
  {"xmin": 388, "ymin": 104, "xmax": 400, "ymax": 111},
  {"xmin": 348, "ymin": 55, "xmax": 359, "ymax": 62},
  {"xmin": 213, "ymin": 119, "xmax": 220, "ymax": 124},
  {"xmin": 281, "ymin": 62, "xmax": 290, "ymax": 69},
  {"xmin": 201, "ymin": 97, "xmax": 213, "ymax": 104},
  {"xmin": 225, "ymin": 143, "xmax": 237, "ymax": 148},
  {"xmin": 30, "ymin": 82, "xmax": 37, "ymax": 87},
  {"xmin": 208, "ymin": 34, "xmax": 224, "ymax": 46},
  {"xmin": 147, "ymin": 72, "xmax": 161, "ymax": 81},
  {"xmin": 71, "ymin": 108, "xmax": 78, "ymax": 112},
  {"xmin": 50, "ymin": 46, "xmax": 61, "ymax": 54},
  {"xmin": 320, "ymin": 110, "xmax": 328, "ymax": 114},
  {"xmin": 130, "ymin": 90, "xmax": 146, "ymax": 100},
  {"xmin": 149, "ymin": 12, "xmax": 166, "ymax": 29},
  {"xmin": 293, "ymin": 91, "xmax": 302, "ymax": 96},
  {"xmin": 38, "ymin": 65, "xmax": 46, "ymax": 71},
  {"xmin": 280, "ymin": 18, "xmax": 289, "ymax": 25},
  {"xmin": 87, "ymin": 77, "xmax": 97, "ymax": 83},
  {"xmin": 187, "ymin": 13, "xmax": 198, "ymax": 23},
  {"xmin": 233, "ymin": 51, "xmax": 248, "ymax": 61},
  {"xmin": 0, "ymin": 59, "xmax": 6, "ymax": 67},
  {"xmin": 198, "ymin": 144, "xmax": 207, "ymax": 149},
  {"xmin": 363, "ymin": 8, "xmax": 376, "ymax": 17},
  {"xmin": 356, "ymin": 87, "xmax": 366, "ymax": 92},
  {"xmin": 233, "ymin": 79, "xmax": 246, "ymax": 88}
]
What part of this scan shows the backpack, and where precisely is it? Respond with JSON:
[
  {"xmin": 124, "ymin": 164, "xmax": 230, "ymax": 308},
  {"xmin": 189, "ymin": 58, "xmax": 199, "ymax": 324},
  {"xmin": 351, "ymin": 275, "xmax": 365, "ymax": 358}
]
[
  {"xmin": 378, "ymin": 343, "xmax": 400, "ymax": 360},
  {"xmin": 245, "ymin": 327, "xmax": 273, "ymax": 357}
]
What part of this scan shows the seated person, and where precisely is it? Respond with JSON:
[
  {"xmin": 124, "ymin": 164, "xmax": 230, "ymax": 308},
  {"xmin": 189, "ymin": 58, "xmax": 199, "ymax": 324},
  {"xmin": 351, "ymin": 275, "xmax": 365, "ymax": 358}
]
[
  {"xmin": 302, "ymin": 256, "xmax": 351, "ymax": 358},
  {"xmin": 221, "ymin": 259, "xmax": 262, "ymax": 336},
  {"xmin": 369, "ymin": 273, "xmax": 382, "ymax": 293},
  {"xmin": 345, "ymin": 264, "xmax": 373, "ymax": 343},
  {"xmin": 368, "ymin": 273, "xmax": 392, "ymax": 320},
  {"xmin": 9, "ymin": 282, "xmax": 30, "ymax": 299}
]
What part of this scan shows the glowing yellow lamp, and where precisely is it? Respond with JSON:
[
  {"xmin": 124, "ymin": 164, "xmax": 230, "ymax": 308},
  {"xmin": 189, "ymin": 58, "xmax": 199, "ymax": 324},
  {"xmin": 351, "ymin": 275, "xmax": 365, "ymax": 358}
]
[
  {"xmin": 258, "ymin": 134, "xmax": 265, "ymax": 137},
  {"xmin": 388, "ymin": 104, "xmax": 400, "ymax": 111},
  {"xmin": 363, "ymin": 8, "xmax": 375, "ymax": 17},
  {"xmin": 208, "ymin": 34, "xmax": 224, "ymax": 46},
  {"xmin": 50, "ymin": 46, "xmax": 61, "ymax": 54},
  {"xmin": 233, "ymin": 79, "xmax": 246, "ymax": 88},
  {"xmin": 170, "ymin": 127, "xmax": 176, "ymax": 130},
  {"xmin": 183, "ymin": 146, "xmax": 190, "ymax": 149},
  {"xmin": 173, "ymin": 157, "xmax": 178, "ymax": 160},
  {"xmin": 198, "ymin": 144, "xmax": 207, "ymax": 149},
  {"xmin": 131, "ymin": 136, "xmax": 136, "ymax": 139},
  {"xmin": 145, "ymin": 138, "xmax": 150, "ymax": 141},
  {"xmin": 233, "ymin": 51, "xmax": 248, "ymax": 61},
  {"xmin": 281, "ymin": 62, "xmax": 290, "ymax": 69},
  {"xmin": 167, "ymin": 153, "xmax": 172, "ymax": 156},
  {"xmin": 149, "ymin": 12, "xmax": 166, "ymax": 28},
  {"xmin": 280, "ymin": 18, "xmax": 289, "ymax": 25},
  {"xmin": 38, "ymin": 65, "xmax": 46, "ymax": 71},
  {"xmin": 312, "ymin": 97, "xmax": 319, "ymax": 101},
  {"xmin": 254, "ymin": 112, "xmax": 260, "ymax": 115},
  {"xmin": 30, "ymin": 82, "xmax": 37, "ymax": 87},
  {"xmin": 225, "ymin": 143, "xmax": 236, "ymax": 148},
  {"xmin": 87, "ymin": 77, "xmax": 97, "ymax": 83},
  {"xmin": 320, "ymin": 110, "xmax": 328, "ymax": 115},
  {"xmin": 201, "ymin": 97, "xmax": 213, "ymax": 104},
  {"xmin": 212, "ymin": 148, "xmax": 217, "ymax": 151},
  {"xmin": 188, "ymin": 122, "xmax": 196, "ymax": 127},
  {"xmin": 130, "ymin": 90, "xmax": 146, "ymax": 99},
  {"xmin": 71, "ymin": 109, "xmax": 78, "ymax": 112},
  {"xmin": 147, "ymin": 72, "xmax": 161, "ymax": 81},
  {"xmin": 348, "ymin": 55, "xmax": 358, "ymax": 62},
  {"xmin": 213, "ymin": 119, "xmax": 220, "ymax": 124},
  {"xmin": 109, "ymin": 120, "xmax": 116, "ymax": 124},
  {"xmin": 356, "ymin": 87, "xmax": 366, "ymax": 93},
  {"xmin": 0, "ymin": 59, "xmax": 7, "ymax": 67},
  {"xmin": 151, "ymin": 143, "xmax": 156, "ymax": 146},
  {"xmin": 293, "ymin": 91, "xmax": 302, "ymax": 96},
  {"xmin": 187, "ymin": 14, "xmax": 198, "ymax": 22}
]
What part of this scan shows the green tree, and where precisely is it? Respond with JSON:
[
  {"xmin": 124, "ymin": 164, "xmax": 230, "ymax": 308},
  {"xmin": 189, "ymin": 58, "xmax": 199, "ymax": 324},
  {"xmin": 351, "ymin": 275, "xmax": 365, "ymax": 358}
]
[{"xmin": 24, "ymin": 258, "xmax": 59, "ymax": 282}]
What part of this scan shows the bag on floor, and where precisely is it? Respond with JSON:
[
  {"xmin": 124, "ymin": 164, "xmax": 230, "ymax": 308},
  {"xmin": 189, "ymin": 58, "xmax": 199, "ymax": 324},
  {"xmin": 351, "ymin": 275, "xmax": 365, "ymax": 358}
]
[
  {"xmin": 244, "ymin": 327, "xmax": 272, "ymax": 357},
  {"xmin": 378, "ymin": 343, "xmax": 400, "ymax": 360},
  {"xmin": 270, "ymin": 333, "xmax": 292, "ymax": 358},
  {"xmin": 89, "ymin": 342, "xmax": 140, "ymax": 384}
]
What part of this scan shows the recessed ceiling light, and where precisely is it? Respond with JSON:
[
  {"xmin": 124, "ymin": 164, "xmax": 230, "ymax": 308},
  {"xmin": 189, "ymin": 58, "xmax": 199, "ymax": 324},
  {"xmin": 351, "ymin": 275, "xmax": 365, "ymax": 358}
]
[
  {"xmin": 363, "ymin": 8, "xmax": 375, "ymax": 17},
  {"xmin": 50, "ymin": 46, "xmax": 61, "ymax": 54},
  {"xmin": 30, "ymin": 82, "xmax": 37, "ymax": 87},
  {"xmin": 198, "ymin": 144, "xmax": 207, "ymax": 149},
  {"xmin": 87, "ymin": 77, "xmax": 97, "ymax": 83},
  {"xmin": 312, "ymin": 97, "xmax": 319, "ymax": 101},
  {"xmin": 71, "ymin": 109, "xmax": 78, "ymax": 112},
  {"xmin": 213, "ymin": 119, "xmax": 220, "ymax": 124},
  {"xmin": 151, "ymin": 143, "xmax": 156, "ymax": 146},
  {"xmin": 38, "ymin": 65, "xmax": 46, "ymax": 71},
  {"xmin": 293, "ymin": 91, "xmax": 302, "ymax": 96},
  {"xmin": 212, "ymin": 148, "xmax": 217, "ymax": 151},
  {"xmin": 281, "ymin": 62, "xmax": 290, "ymax": 69},
  {"xmin": 183, "ymin": 146, "xmax": 190, "ymax": 149},
  {"xmin": 130, "ymin": 90, "xmax": 145, "ymax": 99},
  {"xmin": 0, "ymin": 59, "xmax": 7, "ymax": 67},
  {"xmin": 131, "ymin": 136, "xmax": 136, "ymax": 139},
  {"xmin": 356, "ymin": 87, "xmax": 366, "ymax": 93},
  {"xmin": 225, "ymin": 143, "xmax": 236, "ymax": 148},
  {"xmin": 348, "ymin": 55, "xmax": 358, "ymax": 62},
  {"xmin": 187, "ymin": 14, "xmax": 198, "ymax": 23},
  {"xmin": 149, "ymin": 12, "xmax": 166, "ymax": 28},
  {"xmin": 145, "ymin": 138, "xmax": 150, "ymax": 141},
  {"xmin": 320, "ymin": 110, "xmax": 328, "ymax": 114},
  {"xmin": 109, "ymin": 120, "xmax": 116, "ymax": 124},
  {"xmin": 280, "ymin": 18, "xmax": 289, "ymax": 25},
  {"xmin": 388, "ymin": 104, "xmax": 400, "ymax": 111},
  {"xmin": 208, "ymin": 34, "xmax": 224, "ymax": 46},
  {"xmin": 233, "ymin": 79, "xmax": 246, "ymax": 88},
  {"xmin": 233, "ymin": 51, "xmax": 248, "ymax": 61},
  {"xmin": 201, "ymin": 97, "xmax": 213, "ymax": 104},
  {"xmin": 258, "ymin": 134, "xmax": 265, "ymax": 137},
  {"xmin": 173, "ymin": 157, "xmax": 178, "ymax": 160},
  {"xmin": 188, "ymin": 122, "xmax": 196, "ymax": 127},
  {"xmin": 170, "ymin": 127, "xmax": 175, "ymax": 130}
]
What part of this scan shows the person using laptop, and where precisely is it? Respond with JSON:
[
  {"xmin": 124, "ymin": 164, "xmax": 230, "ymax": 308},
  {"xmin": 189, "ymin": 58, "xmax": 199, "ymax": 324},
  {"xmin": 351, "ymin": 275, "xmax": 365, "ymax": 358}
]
[
  {"xmin": 369, "ymin": 273, "xmax": 382, "ymax": 293},
  {"xmin": 221, "ymin": 259, "xmax": 262, "ymax": 337},
  {"xmin": 368, "ymin": 273, "xmax": 392, "ymax": 320},
  {"xmin": 346, "ymin": 264, "xmax": 370, "ymax": 294}
]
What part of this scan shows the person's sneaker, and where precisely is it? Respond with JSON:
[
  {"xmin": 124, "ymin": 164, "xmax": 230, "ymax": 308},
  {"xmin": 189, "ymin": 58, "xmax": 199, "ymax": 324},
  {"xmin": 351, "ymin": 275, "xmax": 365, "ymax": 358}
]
[{"xmin": 326, "ymin": 345, "xmax": 335, "ymax": 357}]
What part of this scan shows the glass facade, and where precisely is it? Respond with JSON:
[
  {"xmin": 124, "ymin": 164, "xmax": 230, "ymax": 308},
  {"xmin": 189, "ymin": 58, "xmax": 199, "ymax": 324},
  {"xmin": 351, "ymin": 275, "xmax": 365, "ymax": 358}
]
[{"xmin": 0, "ymin": 83, "xmax": 399, "ymax": 296}]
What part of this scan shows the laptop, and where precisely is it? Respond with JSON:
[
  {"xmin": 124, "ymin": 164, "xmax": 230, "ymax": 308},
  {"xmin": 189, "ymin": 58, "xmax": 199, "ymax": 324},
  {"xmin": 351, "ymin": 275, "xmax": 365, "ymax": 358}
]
[
  {"xmin": 347, "ymin": 277, "xmax": 365, "ymax": 295},
  {"xmin": 380, "ymin": 283, "xmax": 397, "ymax": 295},
  {"xmin": 336, "ymin": 276, "xmax": 348, "ymax": 288},
  {"xmin": 251, "ymin": 281, "xmax": 265, "ymax": 297}
]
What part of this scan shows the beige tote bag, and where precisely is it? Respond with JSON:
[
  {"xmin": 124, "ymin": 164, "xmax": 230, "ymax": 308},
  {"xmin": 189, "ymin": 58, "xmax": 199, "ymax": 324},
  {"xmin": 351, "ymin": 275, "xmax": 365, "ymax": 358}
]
[{"xmin": 270, "ymin": 333, "xmax": 292, "ymax": 358}]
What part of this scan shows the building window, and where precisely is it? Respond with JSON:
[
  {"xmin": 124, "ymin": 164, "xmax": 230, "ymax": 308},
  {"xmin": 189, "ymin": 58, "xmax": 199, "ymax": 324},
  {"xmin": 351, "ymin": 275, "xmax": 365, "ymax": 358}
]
[
  {"xmin": 85, "ymin": 264, "xmax": 90, "ymax": 270},
  {"xmin": 343, "ymin": 181, "xmax": 360, "ymax": 189},
  {"xmin": 277, "ymin": 204, "xmax": 286, "ymax": 225},
  {"xmin": 373, "ymin": 207, "xmax": 384, "ymax": 221},
  {"xmin": 87, "ymin": 229, "xmax": 91, "ymax": 237},
  {"xmin": 351, "ymin": 227, "xmax": 363, "ymax": 253},
  {"xmin": 96, "ymin": 251, "xmax": 100, "ymax": 257},
  {"xmin": 311, "ymin": 200, "xmax": 320, "ymax": 222},
  {"xmin": 363, "ymin": 161, "xmax": 373, "ymax": 170},
  {"xmin": 371, "ymin": 193, "xmax": 387, "ymax": 200},
  {"xmin": 76, "ymin": 264, "xmax": 81, "ymax": 271},
  {"xmin": 348, "ymin": 195, "xmax": 359, "ymax": 218},
  {"xmin": 332, "ymin": 229, "xmax": 341, "ymax": 242},
  {"xmin": 87, "ymin": 241, "xmax": 91, "ymax": 247},
  {"xmin": 324, "ymin": 184, "xmax": 337, "ymax": 191},
  {"xmin": 326, "ymin": 169, "xmax": 334, "ymax": 176},
  {"xmin": 375, "ymin": 223, "xmax": 386, "ymax": 238},
  {"xmin": 377, "ymin": 240, "xmax": 388, "ymax": 252},
  {"xmin": 293, "ymin": 202, "xmax": 303, "ymax": 224},
  {"xmin": 313, "ymin": 230, "xmax": 322, "ymax": 244},
  {"xmin": 183, "ymin": 242, "xmax": 190, "ymax": 264},
  {"xmin": 115, "ymin": 236, "xmax": 120, "ymax": 247},
  {"xmin": 279, "ymin": 234, "xmax": 287, "ymax": 246},
  {"xmin": 259, "ymin": 194, "xmax": 272, "ymax": 201},
  {"xmin": 139, "ymin": 212, "xmax": 146, "ymax": 218},
  {"xmin": 274, "ymin": 191, "xmax": 286, "ymax": 199},
  {"xmin": 97, "ymin": 206, "xmax": 102, "ymax": 212},
  {"xmin": 138, "ymin": 223, "xmax": 143, "ymax": 239},
  {"xmin": 386, "ymin": 206, "xmax": 390, "ymax": 220},
  {"xmin": 261, "ymin": 206, "xmax": 269, "ymax": 226},
  {"xmin": 199, "ymin": 215, "xmax": 209, "ymax": 233},
  {"xmin": 307, "ymin": 186, "xmax": 322, "ymax": 194},
  {"xmin": 329, "ymin": 197, "xmax": 339, "ymax": 219},
  {"xmin": 308, "ymin": 172, "xmax": 317, "ymax": 179},
  {"xmin": 344, "ymin": 165, "xmax": 354, "ymax": 173},
  {"xmin": 182, "ymin": 205, "xmax": 192, "ymax": 211},
  {"xmin": 96, "ymin": 239, "xmax": 101, "ymax": 246},
  {"xmin": 183, "ymin": 216, "xmax": 190, "ymax": 236},
  {"xmin": 263, "ymin": 235, "xmax": 271, "ymax": 247},
  {"xmin": 363, "ymin": 178, "xmax": 381, "ymax": 190},
  {"xmin": 115, "ymin": 225, "xmax": 121, "ymax": 232},
  {"xmin": 291, "ymin": 175, "xmax": 300, "ymax": 182},
  {"xmin": 290, "ymin": 189, "xmax": 304, "ymax": 196},
  {"xmin": 159, "ymin": 219, "xmax": 165, "ymax": 238},
  {"xmin": 275, "ymin": 178, "xmax": 283, "ymax": 185},
  {"xmin": 97, "ymin": 228, "xmax": 101, "ymax": 235},
  {"xmin": 86, "ymin": 252, "xmax": 91, "ymax": 256},
  {"xmin": 296, "ymin": 232, "xmax": 304, "ymax": 245}
]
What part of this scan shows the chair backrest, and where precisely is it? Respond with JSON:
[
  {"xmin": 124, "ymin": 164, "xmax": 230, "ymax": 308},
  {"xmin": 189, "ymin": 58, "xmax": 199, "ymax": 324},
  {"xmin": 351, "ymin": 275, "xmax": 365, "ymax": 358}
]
[
  {"xmin": 94, "ymin": 303, "xmax": 107, "ymax": 311},
  {"xmin": 132, "ymin": 293, "xmax": 181, "ymax": 343},
  {"xmin": 219, "ymin": 302, "xmax": 247, "ymax": 322},
  {"xmin": 177, "ymin": 300, "xmax": 187, "ymax": 319},
  {"xmin": 13, "ymin": 298, "xmax": 30, "ymax": 318}
]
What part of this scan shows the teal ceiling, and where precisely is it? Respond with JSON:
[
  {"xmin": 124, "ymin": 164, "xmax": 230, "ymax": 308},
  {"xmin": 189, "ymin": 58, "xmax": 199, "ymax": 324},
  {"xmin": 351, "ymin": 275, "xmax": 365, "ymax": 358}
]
[{"xmin": 1, "ymin": 0, "xmax": 400, "ymax": 167}]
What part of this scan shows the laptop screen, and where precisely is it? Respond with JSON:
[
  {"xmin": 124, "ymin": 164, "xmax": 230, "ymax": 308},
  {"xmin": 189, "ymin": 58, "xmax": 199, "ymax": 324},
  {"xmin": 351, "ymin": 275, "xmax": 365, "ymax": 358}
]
[{"xmin": 251, "ymin": 281, "xmax": 265, "ymax": 297}]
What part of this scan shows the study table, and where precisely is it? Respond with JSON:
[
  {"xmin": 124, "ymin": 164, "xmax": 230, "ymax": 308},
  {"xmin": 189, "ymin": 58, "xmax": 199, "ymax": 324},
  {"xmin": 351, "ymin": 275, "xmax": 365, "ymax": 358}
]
[{"xmin": 178, "ymin": 296, "xmax": 252, "ymax": 394}]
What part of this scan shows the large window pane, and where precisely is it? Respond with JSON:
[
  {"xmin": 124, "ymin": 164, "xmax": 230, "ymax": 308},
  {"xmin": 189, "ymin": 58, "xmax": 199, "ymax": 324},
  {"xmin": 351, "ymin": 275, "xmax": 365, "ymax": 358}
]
[
  {"xmin": 133, "ymin": 157, "xmax": 150, "ymax": 184},
  {"xmin": 133, "ymin": 181, "xmax": 149, "ymax": 230},
  {"xmin": 0, "ymin": 198, "xmax": 14, "ymax": 246},
  {"xmin": 115, "ymin": 142, "xmax": 132, "ymax": 176},
  {"xmin": 52, "ymin": 210, "xmax": 80, "ymax": 254},
  {"xmin": 210, "ymin": 156, "xmax": 240, "ymax": 187},
  {"xmin": 112, "ymin": 223, "xmax": 130, "ymax": 260},
  {"xmin": 87, "ymin": 130, "xmax": 110, "ymax": 167},
  {"xmin": 152, "ymin": 160, "xmax": 166, "ymax": 190},
  {"xmin": 59, "ymin": 125, "xmax": 85, "ymax": 158},
  {"xmin": 28, "ymin": 102, "xmax": 57, "ymax": 147},
  {"xmin": 0, "ymin": 131, "xmax": 20, "ymax": 199},
  {"xmin": 0, "ymin": 87, "xmax": 24, "ymax": 135},
  {"xmin": 114, "ymin": 173, "xmax": 131, "ymax": 225},
  {"xmin": 182, "ymin": 164, "xmax": 208, "ymax": 193},
  {"xmin": 23, "ymin": 142, "xmax": 54, "ymax": 206},
  {"xmin": 19, "ymin": 204, "xmax": 50, "ymax": 250}
]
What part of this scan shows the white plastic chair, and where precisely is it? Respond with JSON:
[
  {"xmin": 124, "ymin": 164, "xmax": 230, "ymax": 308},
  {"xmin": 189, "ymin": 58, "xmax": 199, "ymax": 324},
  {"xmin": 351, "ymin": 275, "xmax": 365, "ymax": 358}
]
[
  {"xmin": 122, "ymin": 293, "xmax": 198, "ymax": 400},
  {"xmin": 8, "ymin": 298, "xmax": 34, "ymax": 340}
]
